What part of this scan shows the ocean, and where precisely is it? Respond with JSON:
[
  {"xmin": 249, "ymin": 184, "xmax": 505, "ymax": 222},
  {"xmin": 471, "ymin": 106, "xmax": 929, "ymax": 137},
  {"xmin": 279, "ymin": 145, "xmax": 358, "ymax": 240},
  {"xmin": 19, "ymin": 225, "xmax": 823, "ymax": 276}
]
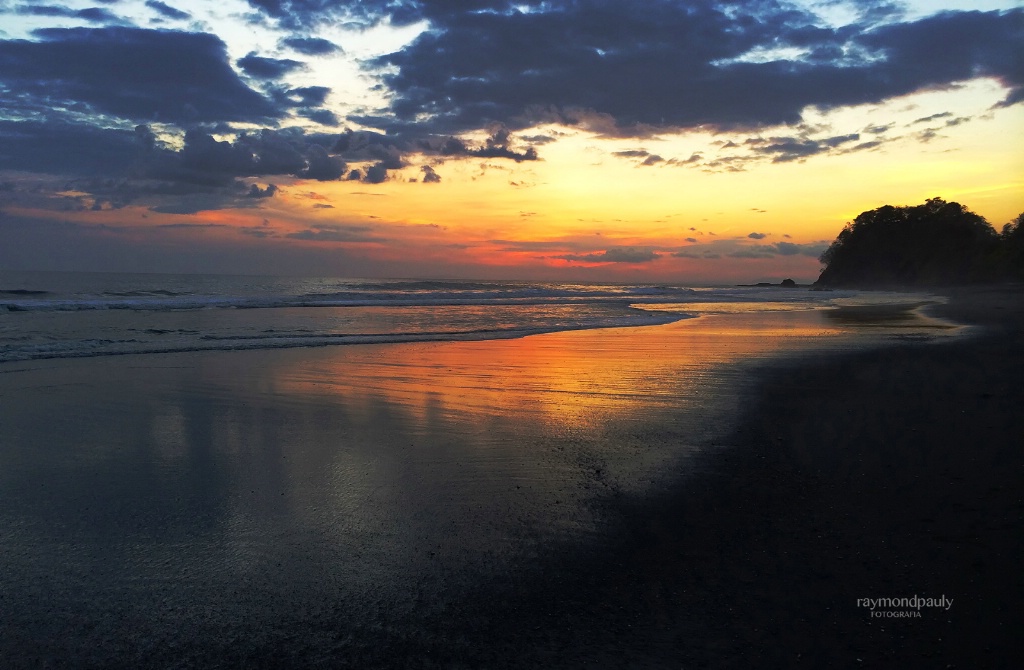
[
  {"xmin": 0, "ymin": 271, "xmax": 938, "ymax": 363},
  {"xmin": 0, "ymin": 271, "xmax": 963, "ymax": 666}
]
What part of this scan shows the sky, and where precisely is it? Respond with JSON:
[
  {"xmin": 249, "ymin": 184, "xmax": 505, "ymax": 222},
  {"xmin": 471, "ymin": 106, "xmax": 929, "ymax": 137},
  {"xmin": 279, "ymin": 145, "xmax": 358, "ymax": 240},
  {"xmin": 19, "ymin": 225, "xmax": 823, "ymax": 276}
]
[{"xmin": 0, "ymin": 0, "xmax": 1021, "ymax": 282}]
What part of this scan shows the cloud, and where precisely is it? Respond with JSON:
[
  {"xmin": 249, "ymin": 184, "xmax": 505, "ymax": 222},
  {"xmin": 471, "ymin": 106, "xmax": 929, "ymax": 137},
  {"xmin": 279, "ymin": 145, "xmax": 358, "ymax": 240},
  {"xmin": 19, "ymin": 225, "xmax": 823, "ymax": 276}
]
[
  {"xmin": 366, "ymin": 4, "xmax": 1022, "ymax": 136},
  {"xmin": 276, "ymin": 85, "xmax": 330, "ymax": 107},
  {"xmin": 420, "ymin": 165, "xmax": 441, "ymax": 183},
  {"xmin": 432, "ymin": 128, "xmax": 539, "ymax": 162},
  {"xmin": 243, "ymin": 0, "xmax": 408, "ymax": 30},
  {"xmin": 728, "ymin": 248, "xmax": 776, "ymax": 259},
  {"xmin": 302, "ymin": 143, "xmax": 346, "ymax": 180},
  {"xmin": 236, "ymin": 52, "xmax": 305, "ymax": 79},
  {"xmin": 748, "ymin": 232, "xmax": 767, "ymax": 239},
  {"xmin": 300, "ymin": 109, "xmax": 339, "ymax": 126},
  {"xmin": 0, "ymin": 27, "xmax": 281, "ymax": 123},
  {"xmin": 0, "ymin": 120, "xmax": 151, "ymax": 176},
  {"xmin": 362, "ymin": 162, "xmax": 389, "ymax": 184},
  {"xmin": 246, "ymin": 183, "xmax": 278, "ymax": 198},
  {"xmin": 911, "ymin": 112, "xmax": 953, "ymax": 125},
  {"xmin": 15, "ymin": 4, "xmax": 124, "ymax": 24},
  {"xmin": 725, "ymin": 241, "xmax": 827, "ymax": 258},
  {"xmin": 560, "ymin": 247, "xmax": 658, "ymax": 263},
  {"xmin": 152, "ymin": 128, "xmax": 347, "ymax": 185},
  {"xmin": 156, "ymin": 222, "xmax": 226, "ymax": 229},
  {"xmin": 149, "ymin": 195, "xmax": 243, "ymax": 214},
  {"xmin": 279, "ymin": 36, "xmax": 341, "ymax": 55},
  {"xmin": 747, "ymin": 133, "xmax": 860, "ymax": 162},
  {"xmin": 145, "ymin": 1, "xmax": 190, "ymax": 20},
  {"xmin": 772, "ymin": 241, "xmax": 805, "ymax": 256},
  {"xmin": 0, "ymin": 121, "xmax": 351, "ymax": 213},
  {"xmin": 285, "ymin": 224, "xmax": 381, "ymax": 242}
]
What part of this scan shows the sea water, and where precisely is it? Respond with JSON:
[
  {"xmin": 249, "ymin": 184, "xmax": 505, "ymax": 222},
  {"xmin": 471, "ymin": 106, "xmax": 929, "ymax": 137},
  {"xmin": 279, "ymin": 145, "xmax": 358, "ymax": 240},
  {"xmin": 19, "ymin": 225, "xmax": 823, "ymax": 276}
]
[
  {"xmin": 0, "ymin": 271, "xmax": 962, "ymax": 665},
  {"xmin": 0, "ymin": 271, "xmax": 929, "ymax": 363}
]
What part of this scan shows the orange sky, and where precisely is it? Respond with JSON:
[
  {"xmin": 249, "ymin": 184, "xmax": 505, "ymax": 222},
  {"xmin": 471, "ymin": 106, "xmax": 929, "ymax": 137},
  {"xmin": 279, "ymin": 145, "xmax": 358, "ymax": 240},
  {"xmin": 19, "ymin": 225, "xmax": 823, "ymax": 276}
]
[{"xmin": 1, "ymin": 2, "xmax": 1021, "ymax": 282}]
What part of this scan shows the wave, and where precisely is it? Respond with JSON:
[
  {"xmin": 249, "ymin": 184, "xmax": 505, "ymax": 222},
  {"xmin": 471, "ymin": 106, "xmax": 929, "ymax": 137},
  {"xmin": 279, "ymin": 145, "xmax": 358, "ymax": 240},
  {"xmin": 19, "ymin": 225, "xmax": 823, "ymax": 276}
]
[
  {"xmin": 0, "ymin": 289, "xmax": 52, "ymax": 296},
  {"xmin": 0, "ymin": 284, "xmax": 698, "ymax": 313},
  {"xmin": 101, "ymin": 289, "xmax": 194, "ymax": 297},
  {"xmin": 0, "ymin": 310, "xmax": 690, "ymax": 363}
]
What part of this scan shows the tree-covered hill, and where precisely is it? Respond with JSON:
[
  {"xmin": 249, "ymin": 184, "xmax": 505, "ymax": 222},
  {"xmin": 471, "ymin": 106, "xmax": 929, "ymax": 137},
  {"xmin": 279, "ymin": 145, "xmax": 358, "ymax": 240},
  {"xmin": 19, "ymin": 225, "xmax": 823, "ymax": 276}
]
[{"xmin": 816, "ymin": 198, "xmax": 1023, "ymax": 287}]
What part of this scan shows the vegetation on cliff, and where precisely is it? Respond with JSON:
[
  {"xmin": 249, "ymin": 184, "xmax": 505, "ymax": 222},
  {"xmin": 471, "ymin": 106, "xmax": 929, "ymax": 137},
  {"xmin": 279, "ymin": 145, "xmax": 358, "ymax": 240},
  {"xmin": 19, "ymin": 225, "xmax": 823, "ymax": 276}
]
[{"xmin": 816, "ymin": 198, "xmax": 1023, "ymax": 287}]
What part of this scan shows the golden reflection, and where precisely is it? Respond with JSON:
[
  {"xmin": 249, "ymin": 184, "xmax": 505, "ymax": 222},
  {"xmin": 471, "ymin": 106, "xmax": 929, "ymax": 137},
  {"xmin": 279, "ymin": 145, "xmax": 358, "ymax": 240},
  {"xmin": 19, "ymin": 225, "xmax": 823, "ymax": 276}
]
[{"xmin": 270, "ymin": 311, "xmax": 850, "ymax": 434}]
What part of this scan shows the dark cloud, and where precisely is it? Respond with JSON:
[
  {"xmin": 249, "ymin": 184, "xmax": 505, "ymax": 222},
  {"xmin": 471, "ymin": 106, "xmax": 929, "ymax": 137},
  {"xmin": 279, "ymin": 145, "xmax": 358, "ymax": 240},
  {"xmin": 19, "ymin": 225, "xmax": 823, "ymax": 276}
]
[
  {"xmin": 366, "ymin": 4, "xmax": 1022, "ymax": 136},
  {"xmin": 748, "ymin": 232, "xmax": 767, "ymax": 239},
  {"xmin": 728, "ymin": 248, "xmax": 776, "ymax": 259},
  {"xmin": 911, "ymin": 112, "xmax": 953, "ymax": 125},
  {"xmin": 302, "ymin": 143, "xmax": 346, "ymax": 180},
  {"xmin": 244, "ymin": 0, "xmax": 420, "ymax": 30},
  {"xmin": 279, "ymin": 36, "xmax": 341, "ymax": 55},
  {"xmin": 239, "ymin": 226, "xmax": 276, "ymax": 238},
  {"xmin": 15, "ymin": 4, "xmax": 124, "ymax": 24},
  {"xmin": 0, "ymin": 120, "xmax": 151, "ymax": 176},
  {"xmin": 0, "ymin": 27, "xmax": 281, "ymax": 123},
  {"xmin": 519, "ymin": 134, "xmax": 557, "ymax": 144},
  {"xmin": 156, "ymin": 222, "xmax": 226, "ymax": 228},
  {"xmin": 362, "ymin": 162, "xmax": 389, "ymax": 184},
  {"xmin": 747, "ymin": 133, "xmax": 860, "ymax": 162},
  {"xmin": 670, "ymin": 237, "xmax": 827, "ymax": 260},
  {"xmin": 431, "ymin": 128, "xmax": 538, "ymax": 162},
  {"xmin": 301, "ymin": 108, "xmax": 340, "ymax": 125},
  {"xmin": 560, "ymin": 247, "xmax": 658, "ymax": 263},
  {"xmin": 286, "ymin": 86, "xmax": 331, "ymax": 106},
  {"xmin": 0, "ymin": 121, "xmax": 351, "ymax": 214},
  {"xmin": 863, "ymin": 123, "xmax": 893, "ymax": 134},
  {"xmin": 236, "ymin": 52, "xmax": 305, "ymax": 79},
  {"xmin": 149, "ymin": 194, "xmax": 244, "ymax": 214},
  {"xmin": 848, "ymin": 140, "xmax": 882, "ymax": 152},
  {"xmin": 773, "ymin": 241, "xmax": 803, "ymax": 256},
  {"xmin": 420, "ymin": 165, "xmax": 441, "ymax": 183},
  {"xmin": 285, "ymin": 224, "xmax": 380, "ymax": 242},
  {"xmin": 858, "ymin": 10, "xmax": 1024, "ymax": 107},
  {"xmin": 154, "ymin": 128, "xmax": 347, "ymax": 185},
  {"xmin": 247, "ymin": 183, "xmax": 278, "ymax": 198},
  {"xmin": 145, "ymin": 0, "xmax": 190, "ymax": 20},
  {"xmin": 729, "ymin": 241, "xmax": 827, "ymax": 258}
]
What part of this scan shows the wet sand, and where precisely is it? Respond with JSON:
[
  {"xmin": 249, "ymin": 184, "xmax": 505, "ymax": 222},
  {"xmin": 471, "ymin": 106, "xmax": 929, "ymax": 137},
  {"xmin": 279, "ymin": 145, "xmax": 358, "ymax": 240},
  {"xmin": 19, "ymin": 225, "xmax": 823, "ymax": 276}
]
[
  {"xmin": 535, "ymin": 287, "xmax": 1024, "ymax": 668},
  {"xmin": 0, "ymin": 292, "xmax": 1020, "ymax": 667}
]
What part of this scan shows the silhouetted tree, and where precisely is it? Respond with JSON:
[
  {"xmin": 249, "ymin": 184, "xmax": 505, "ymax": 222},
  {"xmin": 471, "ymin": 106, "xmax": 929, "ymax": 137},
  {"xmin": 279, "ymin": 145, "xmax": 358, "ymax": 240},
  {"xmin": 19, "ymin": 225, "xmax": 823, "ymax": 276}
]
[
  {"xmin": 999, "ymin": 212, "xmax": 1024, "ymax": 280},
  {"xmin": 816, "ymin": 198, "xmax": 1001, "ymax": 286}
]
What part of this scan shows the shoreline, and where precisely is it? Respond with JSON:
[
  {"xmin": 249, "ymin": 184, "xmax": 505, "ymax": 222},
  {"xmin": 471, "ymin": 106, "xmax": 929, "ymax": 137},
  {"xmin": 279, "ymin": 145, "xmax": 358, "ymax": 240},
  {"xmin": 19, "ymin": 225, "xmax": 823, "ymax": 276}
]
[
  {"xmin": 0, "ymin": 287, "xmax": 1019, "ymax": 667},
  {"xmin": 473, "ymin": 286, "xmax": 1024, "ymax": 667},
  {"xmin": 352, "ymin": 286, "xmax": 1023, "ymax": 667}
]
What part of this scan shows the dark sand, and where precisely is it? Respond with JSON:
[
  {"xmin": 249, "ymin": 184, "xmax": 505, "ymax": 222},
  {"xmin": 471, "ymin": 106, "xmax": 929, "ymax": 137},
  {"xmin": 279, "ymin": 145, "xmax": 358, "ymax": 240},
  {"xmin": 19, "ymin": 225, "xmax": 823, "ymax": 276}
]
[
  {"xmin": 1, "ymin": 289, "xmax": 1021, "ymax": 668},
  {"xmin": 451, "ymin": 286, "xmax": 1024, "ymax": 668},
  {"xmin": 339, "ymin": 287, "xmax": 1021, "ymax": 669}
]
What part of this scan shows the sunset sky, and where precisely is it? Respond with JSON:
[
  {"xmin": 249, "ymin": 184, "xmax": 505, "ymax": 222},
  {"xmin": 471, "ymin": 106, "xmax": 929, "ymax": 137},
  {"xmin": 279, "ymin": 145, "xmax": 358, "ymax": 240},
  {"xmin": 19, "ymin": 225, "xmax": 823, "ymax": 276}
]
[{"xmin": 1, "ymin": 0, "xmax": 1021, "ymax": 282}]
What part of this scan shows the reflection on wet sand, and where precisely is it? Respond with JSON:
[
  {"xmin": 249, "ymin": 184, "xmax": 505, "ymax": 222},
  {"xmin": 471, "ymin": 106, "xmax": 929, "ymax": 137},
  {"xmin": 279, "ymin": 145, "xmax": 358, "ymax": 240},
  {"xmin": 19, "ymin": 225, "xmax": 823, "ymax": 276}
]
[
  {"xmin": 823, "ymin": 301, "xmax": 957, "ymax": 329},
  {"xmin": 0, "ymin": 308, "xmax": 960, "ymax": 663}
]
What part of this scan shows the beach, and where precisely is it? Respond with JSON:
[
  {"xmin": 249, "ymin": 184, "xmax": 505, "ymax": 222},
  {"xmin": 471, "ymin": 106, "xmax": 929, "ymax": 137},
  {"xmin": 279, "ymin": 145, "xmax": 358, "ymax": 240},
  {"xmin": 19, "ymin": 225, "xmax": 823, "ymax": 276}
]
[{"xmin": 1, "ymin": 286, "xmax": 1020, "ymax": 668}]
